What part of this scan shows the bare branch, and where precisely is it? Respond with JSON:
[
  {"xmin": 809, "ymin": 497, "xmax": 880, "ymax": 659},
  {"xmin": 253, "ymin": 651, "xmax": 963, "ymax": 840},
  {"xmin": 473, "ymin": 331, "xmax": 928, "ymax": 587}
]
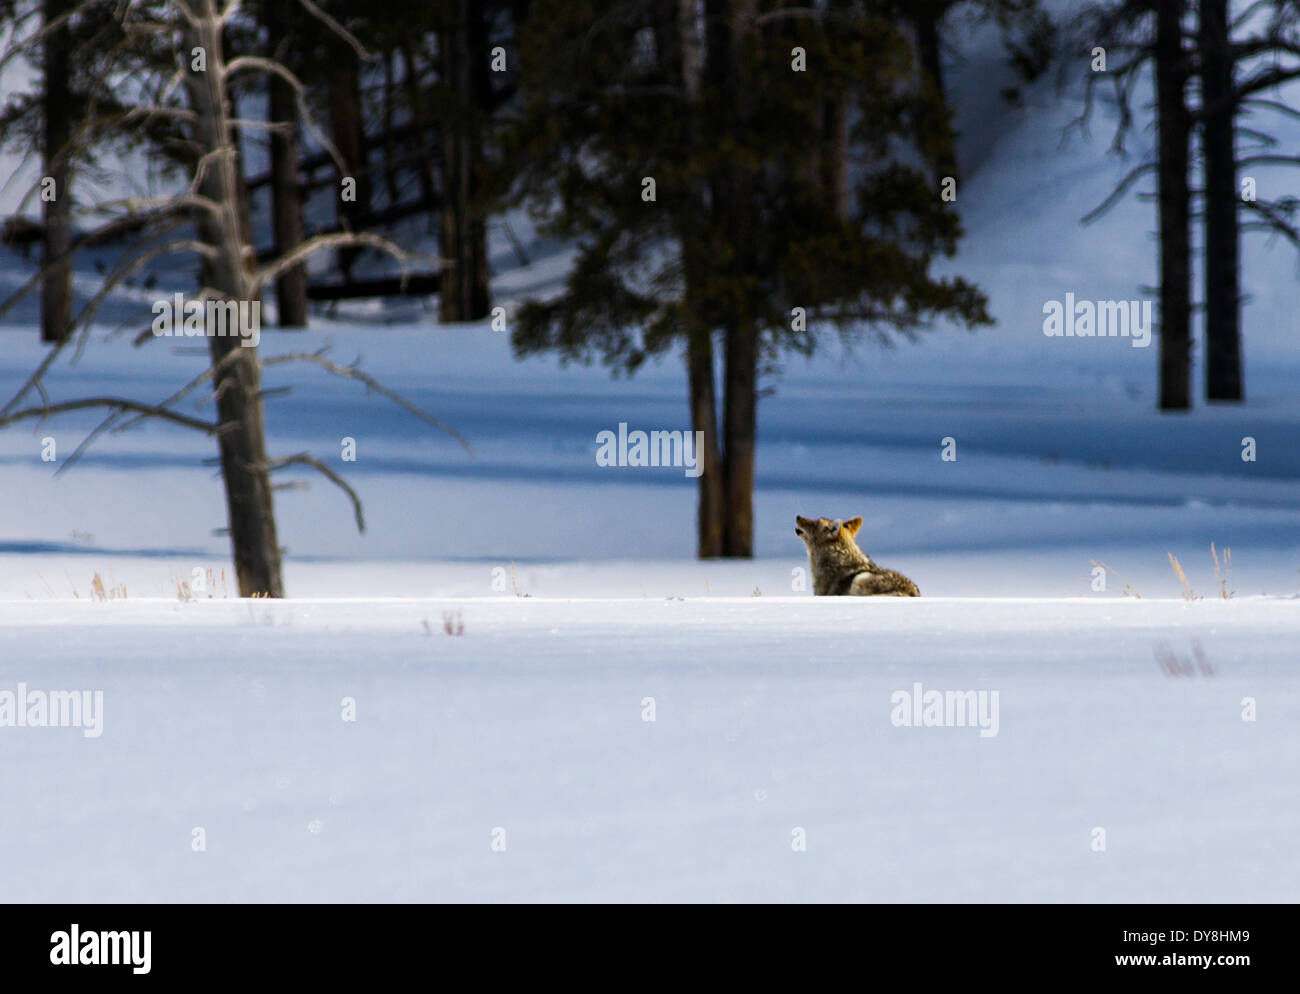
[
  {"xmin": 0, "ymin": 0, "xmax": 87, "ymax": 79},
  {"xmin": 71, "ymin": 193, "xmax": 224, "ymax": 226},
  {"xmin": 1239, "ymin": 154, "xmax": 1300, "ymax": 168},
  {"xmin": 295, "ymin": 0, "xmax": 373, "ymax": 61},
  {"xmin": 120, "ymin": 105, "xmax": 200, "ymax": 127},
  {"xmin": 267, "ymin": 452, "xmax": 366, "ymax": 532},
  {"xmin": 1, "ymin": 342, "xmax": 67, "ymax": 419},
  {"xmin": 1235, "ymin": 65, "xmax": 1300, "ymax": 100},
  {"xmin": 261, "ymin": 351, "xmax": 474, "ymax": 454},
  {"xmin": 252, "ymin": 231, "xmax": 435, "ymax": 294},
  {"xmin": 69, "ymin": 238, "xmax": 219, "ymax": 359},
  {"xmin": 223, "ymin": 53, "xmax": 301, "ymax": 87},
  {"xmin": 1243, "ymin": 199, "xmax": 1300, "ymax": 252},
  {"xmin": 0, "ymin": 398, "xmax": 220, "ymax": 435},
  {"xmin": 113, "ymin": 345, "xmax": 247, "ymax": 431},
  {"xmin": 54, "ymin": 409, "xmax": 128, "ymax": 476},
  {"xmin": 1241, "ymin": 97, "xmax": 1300, "ymax": 122},
  {"xmin": 1081, "ymin": 161, "xmax": 1158, "ymax": 224},
  {"xmin": 218, "ymin": 55, "xmax": 351, "ymax": 176}
]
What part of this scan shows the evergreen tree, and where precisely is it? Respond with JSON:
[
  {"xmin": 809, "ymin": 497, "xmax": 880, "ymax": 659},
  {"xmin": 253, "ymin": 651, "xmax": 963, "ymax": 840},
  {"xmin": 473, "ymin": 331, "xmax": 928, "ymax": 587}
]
[{"xmin": 507, "ymin": 0, "xmax": 990, "ymax": 557}]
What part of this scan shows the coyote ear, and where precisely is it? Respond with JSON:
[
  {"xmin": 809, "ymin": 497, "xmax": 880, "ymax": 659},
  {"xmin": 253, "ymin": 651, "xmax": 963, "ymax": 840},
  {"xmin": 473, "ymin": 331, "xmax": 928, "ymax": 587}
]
[{"xmin": 843, "ymin": 516, "xmax": 863, "ymax": 537}]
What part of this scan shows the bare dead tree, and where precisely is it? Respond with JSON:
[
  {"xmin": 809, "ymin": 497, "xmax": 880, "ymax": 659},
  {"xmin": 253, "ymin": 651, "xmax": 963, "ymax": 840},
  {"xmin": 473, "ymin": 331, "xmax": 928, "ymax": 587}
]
[
  {"xmin": 1070, "ymin": 0, "xmax": 1193, "ymax": 411},
  {"xmin": 1071, "ymin": 0, "xmax": 1300, "ymax": 410},
  {"xmin": 0, "ymin": 0, "xmax": 467, "ymax": 597},
  {"xmin": 1201, "ymin": 0, "xmax": 1300, "ymax": 402}
]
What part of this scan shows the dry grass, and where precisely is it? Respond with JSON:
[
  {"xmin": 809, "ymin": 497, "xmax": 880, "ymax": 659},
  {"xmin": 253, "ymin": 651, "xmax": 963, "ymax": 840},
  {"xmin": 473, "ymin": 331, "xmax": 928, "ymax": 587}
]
[
  {"xmin": 1167, "ymin": 553, "xmax": 1196, "ymax": 600},
  {"xmin": 90, "ymin": 571, "xmax": 126, "ymax": 601},
  {"xmin": 441, "ymin": 610, "xmax": 465, "ymax": 636},
  {"xmin": 1211, "ymin": 543, "xmax": 1234, "ymax": 599},
  {"xmin": 174, "ymin": 567, "xmax": 230, "ymax": 601},
  {"xmin": 509, "ymin": 562, "xmax": 529, "ymax": 597},
  {"xmin": 1167, "ymin": 545, "xmax": 1234, "ymax": 601}
]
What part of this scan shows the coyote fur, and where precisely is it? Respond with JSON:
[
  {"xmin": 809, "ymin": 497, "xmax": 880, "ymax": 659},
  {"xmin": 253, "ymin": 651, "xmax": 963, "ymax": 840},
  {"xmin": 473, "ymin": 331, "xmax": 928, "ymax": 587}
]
[{"xmin": 795, "ymin": 515, "xmax": 920, "ymax": 596}]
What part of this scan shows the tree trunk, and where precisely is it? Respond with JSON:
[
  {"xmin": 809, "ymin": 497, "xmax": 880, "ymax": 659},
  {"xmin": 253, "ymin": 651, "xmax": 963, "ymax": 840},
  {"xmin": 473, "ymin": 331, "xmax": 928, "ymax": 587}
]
[
  {"xmin": 911, "ymin": 0, "xmax": 957, "ymax": 181},
  {"xmin": 438, "ymin": 0, "xmax": 491, "ymax": 323},
  {"xmin": 40, "ymin": 0, "xmax": 72, "ymax": 344},
  {"xmin": 183, "ymin": 0, "xmax": 284, "ymax": 597},
  {"xmin": 715, "ymin": 0, "xmax": 759, "ymax": 558},
  {"xmin": 266, "ymin": 0, "xmax": 307, "ymax": 326},
  {"xmin": 820, "ymin": 90, "xmax": 849, "ymax": 221},
  {"xmin": 383, "ymin": 51, "xmax": 400, "ymax": 206},
  {"xmin": 399, "ymin": 41, "xmax": 438, "ymax": 231},
  {"xmin": 722, "ymin": 315, "xmax": 757, "ymax": 557},
  {"xmin": 327, "ymin": 38, "xmax": 369, "ymax": 282},
  {"xmin": 687, "ymin": 324, "xmax": 724, "ymax": 558},
  {"xmin": 1155, "ymin": 0, "xmax": 1192, "ymax": 411},
  {"xmin": 658, "ymin": 0, "xmax": 723, "ymax": 558},
  {"xmin": 1199, "ymin": 0, "xmax": 1241, "ymax": 402}
]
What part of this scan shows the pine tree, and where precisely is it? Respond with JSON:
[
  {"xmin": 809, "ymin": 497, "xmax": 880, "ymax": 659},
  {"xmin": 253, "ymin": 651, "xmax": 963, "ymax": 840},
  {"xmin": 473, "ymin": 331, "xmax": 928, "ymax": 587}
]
[{"xmin": 508, "ymin": 0, "xmax": 990, "ymax": 557}]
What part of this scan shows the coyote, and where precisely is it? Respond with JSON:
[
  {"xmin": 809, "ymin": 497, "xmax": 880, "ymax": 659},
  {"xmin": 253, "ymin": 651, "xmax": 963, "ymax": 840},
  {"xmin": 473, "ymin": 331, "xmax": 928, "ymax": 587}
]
[{"xmin": 794, "ymin": 515, "xmax": 920, "ymax": 596}]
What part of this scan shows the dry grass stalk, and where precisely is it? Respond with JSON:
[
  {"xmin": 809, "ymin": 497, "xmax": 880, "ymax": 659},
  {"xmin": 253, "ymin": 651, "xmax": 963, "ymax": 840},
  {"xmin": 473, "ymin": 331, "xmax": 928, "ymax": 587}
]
[
  {"xmin": 1211, "ymin": 543, "xmax": 1234, "ymax": 599},
  {"xmin": 442, "ymin": 610, "xmax": 465, "ymax": 636},
  {"xmin": 1168, "ymin": 553, "xmax": 1196, "ymax": 600}
]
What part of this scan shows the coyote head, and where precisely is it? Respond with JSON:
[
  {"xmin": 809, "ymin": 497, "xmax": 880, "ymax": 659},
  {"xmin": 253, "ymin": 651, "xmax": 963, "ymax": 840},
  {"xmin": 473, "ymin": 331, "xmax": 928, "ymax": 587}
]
[
  {"xmin": 796, "ymin": 515, "xmax": 872, "ymax": 590},
  {"xmin": 794, "ymin": 515, "xmax": 863, "ymax": 550}
]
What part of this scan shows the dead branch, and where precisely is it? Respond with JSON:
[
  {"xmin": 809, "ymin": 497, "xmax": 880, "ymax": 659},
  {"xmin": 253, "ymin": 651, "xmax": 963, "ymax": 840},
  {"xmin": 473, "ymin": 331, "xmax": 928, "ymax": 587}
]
[
  {"xmin": 252, "ymin": 231, "xmax": 434, "ymax": 294},
  {"xmin": 294, "ymin": 0, "xmax": 372, "ymax": 61},
  {"xmin": 267, "ymin": 452, "xmax": 366, "ymax": 532},
  {"xmin": 0, "ymin": 397, "xmax": 220, "ymax": 434},
  {"xmin": 261, "ymin": 350, "xmax": 474, "ymax": 454}
]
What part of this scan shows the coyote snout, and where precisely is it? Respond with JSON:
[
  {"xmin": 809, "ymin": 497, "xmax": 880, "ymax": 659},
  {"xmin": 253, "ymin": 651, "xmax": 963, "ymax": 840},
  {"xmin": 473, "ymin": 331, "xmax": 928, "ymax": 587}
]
[{"xmin": 795, "ymin": 515, "xmax": 919, "ymax": 596}]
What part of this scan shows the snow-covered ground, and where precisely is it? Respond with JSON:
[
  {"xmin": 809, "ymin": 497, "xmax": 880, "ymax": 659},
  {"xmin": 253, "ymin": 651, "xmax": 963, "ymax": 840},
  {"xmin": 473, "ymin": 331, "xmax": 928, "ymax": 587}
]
[
  {"xmin": 3, "ymin": 596, "xmax": 1295, "ymax": 902},
  {"xmin": 2, "ymin": 10, "xmax": 1299, "ymax": 902},
  {"xmin": 2, "ymin": 320, "xmax": 1296, "ymax": 602}
]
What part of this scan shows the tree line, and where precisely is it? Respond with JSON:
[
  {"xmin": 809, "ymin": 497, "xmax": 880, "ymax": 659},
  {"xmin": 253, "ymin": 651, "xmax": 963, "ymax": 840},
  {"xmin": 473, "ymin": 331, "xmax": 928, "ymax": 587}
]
[
  {"xmin": 0, "ymin": 0, "xmax": 1295, "ymax": 590},
  {"xmin": 1077, "ymin": 0, "xmax": 1300, "ymax": 409}
]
